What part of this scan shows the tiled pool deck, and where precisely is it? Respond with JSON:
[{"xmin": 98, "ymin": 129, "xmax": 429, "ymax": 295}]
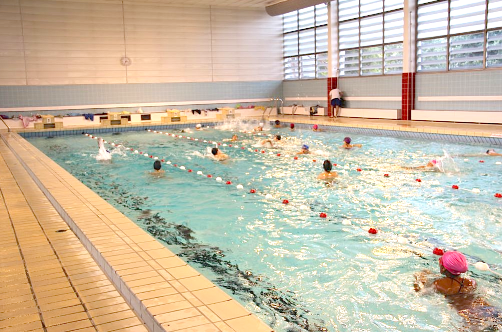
[{"xmin": 1, "ymin": 116, "xmax": 502, "ymax": 331}]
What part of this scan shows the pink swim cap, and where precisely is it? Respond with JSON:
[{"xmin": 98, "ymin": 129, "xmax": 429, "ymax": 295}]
[
  {"xmin": 290, "ymin": 123, "xmax": 295, "ymax": 129},
  {"xmin": 313, "ymin": 124, "xmax": 318, "ymax": 130},
  {"xmin": 440, "ymin": 251, "xmax": 468, "ymax": 275}
]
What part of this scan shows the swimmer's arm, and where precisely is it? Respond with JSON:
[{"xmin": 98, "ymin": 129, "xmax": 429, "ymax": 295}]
[
  {"xmin": 353, "ymin": 144, "xmax": 362, "ymax": 148},
  {"xmin": 414, "ymin": 269, "xmax": 434, "ymax": 292}
]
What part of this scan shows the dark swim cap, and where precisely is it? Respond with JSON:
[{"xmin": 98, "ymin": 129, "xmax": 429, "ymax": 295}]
[
  {"xmin": 275, "ymin": 135, "xmax": 281, "ymax": 141},
  {"xmin": 275, "ymin": 120, "xmax": 280, "ymax": 125},
  {"xmin": 153, "ymin": 160, "xmax": 162, "ymax": 170},
  {"xmin": 344, "ymin": 137, "xmax": 351, "ymax": 144},
  {"xmin": 211, "ymin": 147, "xmax": 218, "ymax": 155},
  {"xmin": 323, "ymin": 160, "xmax": 332, "ymax": 172}
]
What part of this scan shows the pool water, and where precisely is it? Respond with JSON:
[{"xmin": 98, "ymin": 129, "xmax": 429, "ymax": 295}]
[{"xmin": 27, "ymin": 124, "xmax": 502, "ymax": 332}]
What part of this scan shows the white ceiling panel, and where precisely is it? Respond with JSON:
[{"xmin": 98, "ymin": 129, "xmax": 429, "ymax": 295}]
[{"xmin": 122, "ymin": 0, "xmax": 282, "ymax": 8}]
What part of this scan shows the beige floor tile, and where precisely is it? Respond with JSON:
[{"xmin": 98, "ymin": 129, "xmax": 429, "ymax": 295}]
[
  {"xmin": 142, "ymin": 294, "xmax": 186, "ymax": 308},
  {"xmin": 155, "ymin": 307, "xmax": 202, "ymax": 324},
  {"xmin": 95, "ymin": 316, "xmax": 143, "ymax": 331},
  {"xmin": 225, "ymin": 315, "xmax": 272, "ymax": 332},
  {"xmin": 44, "ymin": 311, "xmax": 90, "ymax": 327},
  {"xmin": 41, "ymin": 304, "xmax": 86, "ymax": 319},
  {"xmin": 192, "ymin": 287, "xmax": 232, "ymax": 305},
  {"xmin": 207, "ymin": 301, "xmax": 249, "ymax": 321},
  {"xmin": 0, "ymin": 313, "xmax": 41, "ymax": 329},
  {"xmin": 160, "ymin": 315, "xmax": 211, "ymax": 331},
  {"xmin": 45, "ymin": 318, "xmax": 93, "ymax": 332},
  {"xmin": 149, "ymin": 300, "xmax": 194, "ymax": 316},
  {"xmin": 92, "ymin": 309, "xmax": 137, "ymax": 326},
  {"xmin": 87, "ymin": 302, "xmax": 133, "ymax": 318},
  {"xmin": 0, "ymin": 320, "xmax": 43, "ymax": 332}
]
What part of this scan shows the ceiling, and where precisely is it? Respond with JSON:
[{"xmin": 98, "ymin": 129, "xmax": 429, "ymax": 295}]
[{"xmin": 122, "ymin": 0, "xmax": 282, "ymax": 8}]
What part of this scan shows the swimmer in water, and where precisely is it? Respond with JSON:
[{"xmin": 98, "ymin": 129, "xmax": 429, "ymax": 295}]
[
  {"xmin": 297, "ymin": 144, "xmax": 310, "ymax": 155},
  {"xmin": 151, "ymin": 160, "xmax": 165, "ymax": 176},
  {"xmin": 195, "ymin": 124, "xmax": 202, "ymax": 131},
  {"xmin": 403, "ymin": 159, "xmax": 442, "ymax": 171},
  {"xmin": 211, "ymin": 147, "xmax": 228, "ymax": 161},
  {"xmin": 231, "ymin": 134, "xmax": 238, "ymax": 141},
  {"xmin": 313, "ymin": 124, "xmax": 321, "ymax": 132},
  {"xmin": 341, "ymin": 137, "xmax": 362, "ymax": 149},
  {"xmin": 414, "ymin": 251, "xmax": 502, "ymax": 331},
  {"xmin": 274, "ymin": 120, "xmax": 281, "ymax": 128},
  {"xmin": 254, "ymin": 123, "xmax": 264, "ymax": 132},
  {"xmin": 290, "ymin": 123, "xmax": 295, "ymax": 131},
  {"xmin": 317, "ymin": 160, "xmax": 338, "ymax": 181},
  {"xmin": 486, "ymin": 149, "xmax": 502, "ymax": 156},
  {"xmin": 261, "ymin": 135, "xmax": 281, "ymax": 147}
]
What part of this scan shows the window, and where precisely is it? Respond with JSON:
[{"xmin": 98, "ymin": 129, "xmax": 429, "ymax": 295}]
[
  {"xmin": 338, "ymin": 0, "xmax": 404, "ymax": 77},
  {"xmin": 417, "ymin": 0, "xmax": 502, "ymax": 72},
  {"xmin": 283, "ymin": 4, "xmax": 328, "ymax": 80}
]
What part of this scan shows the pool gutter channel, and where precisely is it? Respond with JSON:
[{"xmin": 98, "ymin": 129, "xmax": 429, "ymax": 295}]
[{"xmin": 0, "ymin": 133, "xmax": 164, "ymax": 332}]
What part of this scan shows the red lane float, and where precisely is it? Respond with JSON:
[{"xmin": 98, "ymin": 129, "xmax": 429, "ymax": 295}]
[
  {"xmin": 319, "ymin": 212, "xmax": 327, "ymax": 218},
  {"xmin": 452, "ymin": 185, "xmax": 459, "ymax": 189},
  {"xmin": 368, "ymin": 228, "xmax": 378, "ymax": 234},
  {"xmin": 415, "ymin": 179, "xmax": 422, "ymax": 182},
  {"xmin": 495, "ymin": 193, "xmax": 502, "ymax": 198},
  {"xmin": 433, "ymin": 248, "xmax": 444, "ymax": 256}
]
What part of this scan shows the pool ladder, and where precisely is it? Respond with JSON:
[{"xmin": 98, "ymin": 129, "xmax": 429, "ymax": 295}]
[{"xmin": 263, "ymin": 98, "xmax": 283, "ymax": 119}]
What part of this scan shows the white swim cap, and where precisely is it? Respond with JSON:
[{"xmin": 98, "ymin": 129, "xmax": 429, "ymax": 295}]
[
  {"xmin": 259, "ymin": 123, "xmax": 264, "ymax": 126},
  {"xmin": 196, "ymin": 124, "xmax": 201, "ymax": 128}
]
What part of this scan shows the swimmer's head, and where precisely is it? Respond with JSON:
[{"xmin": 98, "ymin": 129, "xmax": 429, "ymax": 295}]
[
  {"xmin": 431, "ymin": 159, "xmax": 437, "ymax": 165},
  {"xmin": 211, "ymin": 147, "xmax": 218, "ymax": 156},
  {"xmin": 290, "ymin": 123, "xmax": 295, "ymax": 129},
  {"xmin": 439, "ymin": 251, "xmax": 468, "ymax": 276},
  {"xmin": 487, "ymin": 149, "xmax": 495, "ymax": 154},
  {"xmin": 275, "ymin": 135, "xmax": 281, "ymax": 141},
  {"xmin": 313, "ymin": 124, "xmax": 318, "ymax": 130},
  {"xmin": 196, "ymin": 124, "xmax": 202, "ymax": 129},
  {"xmin": 302, "ymin": 144, "xmax": 309, "ymax": 151},
  {"xmin": 323, "ymin": 160, "xmax": 332, "ymax": 172},
  {"xmin": 275, "ymin": 120, "xmax": 280, "ymax": 125},
  {"xmin": 153, "ymin": 160, "xmax": 162, "ymax": 170},
  {"xmin": 344, "ymin": 137, "xmax": 351, "ymax": 144},
  {"xmin": 259, "ymin": 122, "xmax": 264, "ymax": 127}
]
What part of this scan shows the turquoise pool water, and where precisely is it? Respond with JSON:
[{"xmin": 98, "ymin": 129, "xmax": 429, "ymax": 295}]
[{"xmin": 28, "ymin": 124, "xmax": 502, "ymax": 332}]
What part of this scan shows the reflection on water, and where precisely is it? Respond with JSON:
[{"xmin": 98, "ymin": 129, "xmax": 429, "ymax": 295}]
[{"xmin": 28, "ymin": 127, "xmax": 502, "ymax": 332}]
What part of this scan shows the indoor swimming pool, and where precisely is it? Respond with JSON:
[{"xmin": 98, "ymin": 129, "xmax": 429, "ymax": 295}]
[{"xmin": 27, "ymin": 122, "xmax": 502, "ymax": 332}]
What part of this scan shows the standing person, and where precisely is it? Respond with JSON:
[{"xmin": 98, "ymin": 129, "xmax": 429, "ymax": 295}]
[{"xmin": 329, "ymin": 87, "xmax": 343, "ymax": 118}]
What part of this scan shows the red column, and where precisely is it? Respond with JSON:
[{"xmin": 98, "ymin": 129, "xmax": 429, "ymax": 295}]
[
  {"xmin": 401, "ymin": 72, "xmax": 415, "ymax": 120},
  {"xmin": 327, "ymin": 77, "xmax": 337, "ymax": 117}
]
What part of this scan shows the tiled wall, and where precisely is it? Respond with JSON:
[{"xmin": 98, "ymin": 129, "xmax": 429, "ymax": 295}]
[
  {"xmin": 416, "ymin": 70, "xmax": 502, "ymax": 111},
  {"xmin": 0, "ymin": 80, "xmax": 283, "ymax": 111},
  {"xmin": 339, "ymin": 75, "xmax": 402, "ymax": 109},
  {"xmin": 283, "ymin": 76, "xmax": 402, "ymax": 110},
  {"xmin": 283, "ymin": 79, "xmax": 327, "ymax": 107},
  {"xmin": 0, "ymin": 0, "xmax": 282, "ymax": 85}
]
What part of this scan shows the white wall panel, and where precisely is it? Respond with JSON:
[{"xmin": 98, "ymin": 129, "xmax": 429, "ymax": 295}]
[
  {"xmin": 124, "ymin": 3, "xmax": 213, "ymax": 82},
  {"xmin": 210, "ymin": 7, "xmax": 282, "ymax": 82},
  {"xmin": 20, "ymin": 0, "xmax": 126, "ymax": 85},
  {"xmin": 0, "ymin": 0, "xmax": 25, "ymax": 85},
  {"xmin": 0, "ymin": 0, "xmax": 283, "ymax": 85}
]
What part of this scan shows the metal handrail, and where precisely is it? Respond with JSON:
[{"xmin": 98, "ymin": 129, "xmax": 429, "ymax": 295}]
[{"xmin": 0, "ymin": 117, "xmax": 10, "ymax": 132}]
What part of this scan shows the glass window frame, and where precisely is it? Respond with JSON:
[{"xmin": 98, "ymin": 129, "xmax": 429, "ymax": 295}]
[
  {"xmin": 283, "ymin": 4, "xmax": 329, "ymax": 80},
  {"xmin": 417, "ymin": 0, "xmax": 502, "ymax": 72},
  {"xmin": 337, "ymin": 1, "xmax": 404, "ymax": 77}
]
